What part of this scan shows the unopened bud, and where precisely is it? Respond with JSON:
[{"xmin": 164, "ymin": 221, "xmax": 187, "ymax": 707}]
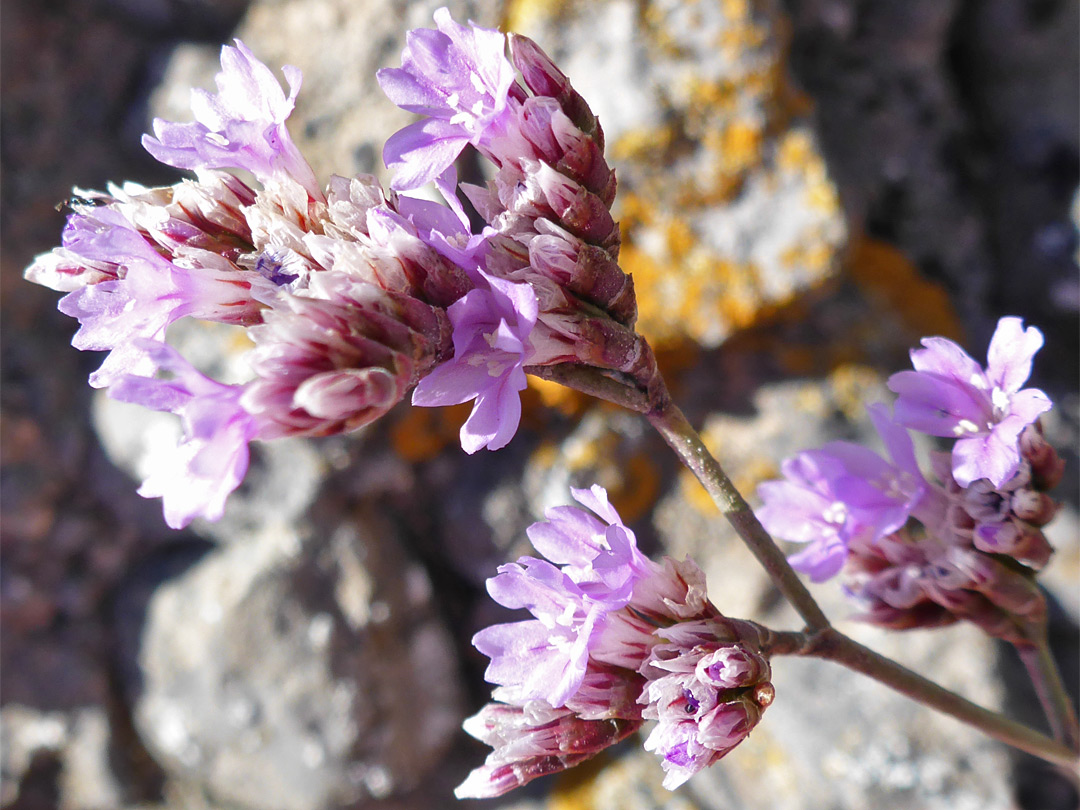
[
  {"xmin": 974, "ymin": 520, "xmax": 1054, "ymax": 570},
  {"xmin": 508, "ymin": 33, "xmax": 603, "ymax": 145},
  {"xmin": 1019, "ymin": 423, "xmax": 1065, "ymax": 490},
  {"xmin": 1010, "ymin": 488, "xmax": 1060, "ymax": 526}
]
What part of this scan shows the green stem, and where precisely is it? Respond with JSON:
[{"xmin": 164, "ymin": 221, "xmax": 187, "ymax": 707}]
[
  {"xmin": 1017, "ymin": 629, "xmax": 1080, "ymax": 752},
  {"xmin": 792, "ymin": 628, "xmax": 1079, "ymax": 769},
  {"xmin": 646, "ymin": 397, "xmax": 831, "ymax": 632},
  {"xmin": 524, "ymin": 363, "xmax": 650, "ymax": 412}
]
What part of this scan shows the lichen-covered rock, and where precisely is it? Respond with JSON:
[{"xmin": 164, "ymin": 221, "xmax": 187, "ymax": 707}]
[{"xmin": 505, "ymin": 0, "xmax": 847, "ymax": 347}]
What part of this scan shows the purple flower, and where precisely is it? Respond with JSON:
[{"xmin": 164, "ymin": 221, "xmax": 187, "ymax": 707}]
[
  {"xmin": 108, "ymin": 341, "xmax": 260, "ymax": 529},
  {"xmin": 473, "ymin": 485, "xmax": 713, "ymax": 708},
  {"xmin": 392, "ymin": 167, "xmax": 494, "ymax": 277},
  {"xmin": 143, "ymin": 40, "xmax": 319, "ymax": 197},
  {"xmin": 465, "ymin": 485, "xmax": 762, "ymax": 795},
  {"xmin": 56, "ymin": 207, "xmax": 266, "ymax": 388},
  {"xmin": 411, "ymin": 271, "xmax": 537, "ymax": 453},
  {"xmin": 756, "ymin": 404, "xmax": 928, "ymax": 582},
  {"xmin": 377, "ymin": 7, "xmax": 518, "ymax": 190},
  {"xmin": 888, "ymin": 317, "xmax": 1052, "ymax": 488},
  {"xmin": 473, "ymin": 558, "xmax": 608, "ymax": 707},
  {"xmin": 525, "ymin": 484, "xmax": 653, "ymax": 604}
]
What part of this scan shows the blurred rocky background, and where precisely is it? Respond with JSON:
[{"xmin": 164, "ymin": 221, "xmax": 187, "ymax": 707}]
[{"xmin": 2, "ymin": 0, "xmax": 1077, "ymax": 808}]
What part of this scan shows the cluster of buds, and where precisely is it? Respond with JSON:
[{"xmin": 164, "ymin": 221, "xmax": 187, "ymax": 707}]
[
  {"xmin": 757, "ymin": 318, "xmax": 1062, "ymax": 643},
  {"xmin": 843, "ymin": 422, "xmax": 1060, "ymax": 643},
  {"xmin": 458, "ymin": 485, "xmax": 775, "ymax": 797},
  {"xmin": 24, "ymin": 10, "xmax": 662, "ymax": 527}
]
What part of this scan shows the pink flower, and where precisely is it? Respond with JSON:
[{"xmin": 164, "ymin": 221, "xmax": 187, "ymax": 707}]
[
  {"xmin": 55, "ymin": 206, "xmax": 266, "ymax": 388},
  {"xmin": 756, "ymin": 404, "xmax": 929, "ymax": 582},
  {"xmin": 462, "ymin": 486, "xmax": 764, "ymax": 795}
]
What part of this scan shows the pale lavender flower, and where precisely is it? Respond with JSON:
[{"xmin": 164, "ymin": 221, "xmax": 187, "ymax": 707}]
[
  {"xmin": 377, "ymin": 7, "xmax": 518, "ymax": 190},
  {"xmin": 108, "ymin": 341, "xmax": 261, "ymax": 529},
  {"xmin": 756, "ymin": 404, "xmax": 928, "ymax": 582},
  {"xmin": 525, "ymin": 484, "xmax": 653, "ymax": 604},
  {"xmin": 392, "ymin": 168, "xmax": 493, "ymax": 277},
  {"xmin": 474, "ymin": 559, "xmax": 608, "ymax": 708},
  {"xmin": 888, "ymin": 316, "xmax": 1052, "ymax": 488},
  {"xmin": 54, "ymin": 206, "xmax": 267, "ymax": 388},
  {"xmin": 464, "ymin": 486, "xmax": 763, "ymax": 797},
  {"xmin": 473, "ymin": 485, "xmax": 712, "ymax": 708},
  {"xmin": 143, "ymin": 40, "xmax": 319, "ymax": 197},
  {"xmin": 411, "ymin": 271, "xmax": 537, "ymax": 453}
]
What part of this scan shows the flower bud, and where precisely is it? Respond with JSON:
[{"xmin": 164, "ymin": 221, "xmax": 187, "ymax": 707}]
[
  {"xmin": 508, "ymin": 33, "xmax": 604, "ymax": 147},
  {"xmin": 244, "ymin": 272, "xmax": 451, "ymax": 438},
  {"xmin": 638, "ymin": 631, "xmax": 774, "ymax": 789},
  {"xmin": 1010, "ymin": 488, "xmax": 1060, "ymax": 526},
  {"xmin": 1019, "ymin": 423, "xmax": 1066, "ymax": 490}
]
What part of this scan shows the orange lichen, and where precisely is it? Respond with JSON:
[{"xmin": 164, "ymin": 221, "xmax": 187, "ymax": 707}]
[
  {"xmin": 847, "ymin": 235, "xmax": 964, "ymax": 342},
  {"xmin": 389, "ymin": 403, "xmax": 470, "ymax": 462},
  {"xmin": 527, "ymin": 375, "xmax": 590, "ymax": 416}
]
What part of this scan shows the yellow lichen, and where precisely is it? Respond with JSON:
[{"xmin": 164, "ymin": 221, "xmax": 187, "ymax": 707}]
[
  {"xmin": 502, "ymin": 0, "xmax": 572, "ymax": 34},
  {"xmin": 828, "ymin": 363, "xmax": 886, "ymax": 422},
  {"xmin": 528, "ymin": 375, "xmax": 589, "ymax": 415}
]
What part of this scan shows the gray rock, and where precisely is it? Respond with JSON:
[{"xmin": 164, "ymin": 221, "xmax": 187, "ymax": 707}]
[
  {"xmin": 1, "ymin": 706, "xmax": 126, "ymax": 810},
  {"xmin": 132, "ymin": 507, "xmax": 463, "ymax": 810}
]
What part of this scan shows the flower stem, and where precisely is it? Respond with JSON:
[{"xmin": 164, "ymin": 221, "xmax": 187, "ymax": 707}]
[
  {"xmin": 1017, "ymin": 627, "xmax": 1080, "ymax": 751},
  {"xmin": 782, "ymin": 628, "xmax": 1079, "ymax": 768},
  {"xmin": 525, "ymin": 363, "xmax": 650, "ymax": 412},
  {"xmin": 645, "ymin": 396, "xmax": 831, "ymax": 632}
]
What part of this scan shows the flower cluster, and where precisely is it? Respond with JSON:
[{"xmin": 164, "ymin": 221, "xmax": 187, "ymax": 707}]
[
  {"xmin": 459, "ymin": 485, "xmax": 775, "ymax": 796},
  {"xmin": 378, "ymin": 8, "xmax": 654, "ymax": 391},
  {"xmin": 756, "ymin": 318, "xmax": 1060, "ymax": 642},
  {"xmin": 25, "ymin": 10, "xmax": 651, "ymax": 527}
]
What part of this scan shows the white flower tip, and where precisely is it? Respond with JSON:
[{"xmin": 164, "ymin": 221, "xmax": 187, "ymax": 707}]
[{"xmin": 453, "ymin": 767, "xmax": 498, "ymax": 800}]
